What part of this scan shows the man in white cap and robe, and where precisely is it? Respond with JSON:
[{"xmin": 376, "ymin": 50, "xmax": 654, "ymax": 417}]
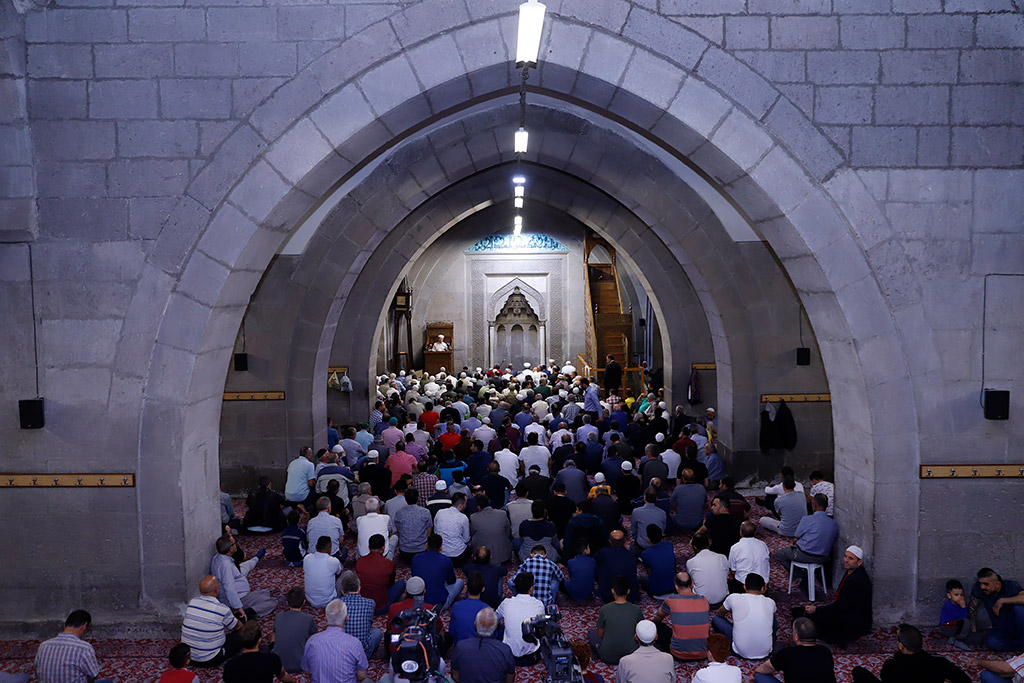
[{"xmin": 800, "ymin": 545, "xmax": 873, "ymax": 645}]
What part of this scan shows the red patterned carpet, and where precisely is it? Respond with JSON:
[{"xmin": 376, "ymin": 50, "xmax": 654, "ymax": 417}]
[{"xmin": 0, "ymin": 497, "xmax": 995, "ymax": 681}]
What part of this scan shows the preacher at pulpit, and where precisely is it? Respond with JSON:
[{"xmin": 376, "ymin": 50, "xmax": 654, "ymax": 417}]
[{"xmin": 429, "ymin": 334, "xmax": 450, "ymax": 351}]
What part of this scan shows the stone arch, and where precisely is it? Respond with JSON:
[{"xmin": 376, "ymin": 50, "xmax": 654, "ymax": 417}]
[
  {"xmin": 122, "ymin": 3, "xmax": 930, "ymax": 618},
  {"xmin": 489, "ymin": 278, "xmax": 546, "ymax": 323}
]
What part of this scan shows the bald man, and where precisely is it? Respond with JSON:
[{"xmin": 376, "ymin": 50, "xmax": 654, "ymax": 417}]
[
  {"xmin": 181, "ymin": 575, "xmax": 243, "ymax": 667},
  {"xmin": 595, "ymin": 530, "xmax": 640, "ymax": 603}
]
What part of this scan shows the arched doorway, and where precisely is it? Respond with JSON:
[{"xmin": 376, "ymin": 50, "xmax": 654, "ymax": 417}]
[{"xmin": 493, "ymin": 287, "xmax": 542, "ymax": 368}]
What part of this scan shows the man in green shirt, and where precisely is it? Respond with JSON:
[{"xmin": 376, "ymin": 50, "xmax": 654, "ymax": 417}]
[{"xmin": 586, "ymin": 575, "xmax": 643, "ymax": 663}]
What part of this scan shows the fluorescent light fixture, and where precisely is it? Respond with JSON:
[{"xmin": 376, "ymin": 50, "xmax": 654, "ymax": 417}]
[
  {"xmin": 514, "ymin": 197, "xmax": 524, "ymax": 208},
  {"xmin": 512, "ymin": 175, "xmax": 526, "ymax": 185},
  {"xmin": 514, "ymin": 215, "xmax": 523, "ymax": 227},
  {"xmin": 513, "ymin": 224, "xmax": 522, "ymax": 236},
  {"xmin": 514, "ymin": 185, "xmax": 525, "ymax": 198},
  {"xmin": 514, "ymin": 127, "xmax": 529, "ymax": 154},
  {"xmin": 516, "ymin": 0, "xmax": 546, "ymax": 65}
]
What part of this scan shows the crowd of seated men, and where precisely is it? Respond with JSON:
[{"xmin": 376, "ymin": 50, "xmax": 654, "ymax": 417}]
[{"xmin": 22, "ymin": 364, "xmax": 1024, "ymax": 682}]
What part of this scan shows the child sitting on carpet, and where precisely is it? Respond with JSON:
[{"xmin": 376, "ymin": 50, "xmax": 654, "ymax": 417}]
[
  {"xmin": 939, "ymin": 579, "xmax": 972, "ymax": 649},
  {"xmin": 281, "ymin": 509, "xmax": 306, "ymax": 567},
  {"xmin": 159, "ymin": 643, "xmax": 199, "ymax": 683}
]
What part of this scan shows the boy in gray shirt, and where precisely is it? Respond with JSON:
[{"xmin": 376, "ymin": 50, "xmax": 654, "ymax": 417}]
[{"xmin": 273, "ymin": 587, "xmax": 318, "ymax": 673}]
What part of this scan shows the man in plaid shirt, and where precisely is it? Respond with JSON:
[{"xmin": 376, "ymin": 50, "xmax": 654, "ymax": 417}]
[
  {"xmin": 34, "ymin": 610, "xmax": 113, "ymax": 683},
  {"xmin": 412, "ymin": 462, "xmax": 439, "ymax": 507},
  {"xmin": 339, "ymin": 571, "xmax": 383, "ymax": 659},
  {"xmin": 509, "ymin": 546, "xmax": 563, "ymax": 606}
]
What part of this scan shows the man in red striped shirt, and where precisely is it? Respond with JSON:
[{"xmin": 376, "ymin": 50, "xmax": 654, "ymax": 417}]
[{"xmin": 652, "ymin": 571, "xmax": 710, "ymax": 661}]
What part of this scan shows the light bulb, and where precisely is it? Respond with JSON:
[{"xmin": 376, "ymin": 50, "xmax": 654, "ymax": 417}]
[
  {"xmin": 513, "ymin": 175, "xmax": 526, "ymax": 185},
  {"xmin": 514, "ymin": 128, "xmax": 529, "ymax": 154},
  {"xmin": 514, "ymin": 186, "xmax": 525, "ymax": 198},
  {"xmin": 516, "ymin": 0, "xmax": 546, "ymax": 65},
  {"xmin": 514, "ymin": 197, "xmax": 524, "ymax": 208}
]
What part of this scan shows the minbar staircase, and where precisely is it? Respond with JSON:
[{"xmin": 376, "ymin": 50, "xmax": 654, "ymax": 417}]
[{"xmin": 583, "ymin": 234, "xmax": 632, "ymax": 373}]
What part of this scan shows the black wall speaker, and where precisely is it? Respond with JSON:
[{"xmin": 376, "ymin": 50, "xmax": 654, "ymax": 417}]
[
  {"xmin": 796, "ymin": 347, "xmax": 811, "ymax": 366},
  {"xmin": 233, "ymin": 353, "xmax": 249, "ymax": 372},
  {"xmin": 19, "ymin": 398, "xmax": 45, "ymax": 429},
  {"xmin": 984, "ymin": 389, "xmax": 1010, "ymax": 420}
]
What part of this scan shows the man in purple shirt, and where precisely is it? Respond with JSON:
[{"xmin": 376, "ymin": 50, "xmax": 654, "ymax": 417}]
[
  {"xmin": 301, "ymin": 599, "xmax": 369, "ymax": 683},
  {"xmin": 34, "ymin": 610, "xmax": 113, "ymax": 683}
]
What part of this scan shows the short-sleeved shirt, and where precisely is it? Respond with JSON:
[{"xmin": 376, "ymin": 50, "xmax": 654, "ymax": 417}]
[
  {"xmin": 768, "ymin": 644, "xmax": 836, "ymax": 683},
  {"xmin": 449, "ymin": 597, "xmax": 488, "ymax": 642},
  {"xmin": 223, "ymin": 651, "xmax": 283, "ymax": 683},
  {"xmin": 341, "ymin": 593, "xmax": 377, "ymax": 653},
  {"xmin": 394, "ymin": 504, "xmax": 433, "ymax": 553},
  {"xmin": 450, "ymin": 636, "xmax": 516, "ymax": 683},
  {"xmin": 972, "ymin": 579, "xmax": 1024, "ymax": 624},
  {"xmin": 301, "ymin": 626, "xmax": 369, "ymax": 683},
  {"xmin": 356, "ymin": 552, "xmax": 396, "ymax": 610},
  {"xmin": 303, "ymin": 551, "xmax": 342, "ymax": 607},
  {"xmin": 285, "ymin": 456, "xmax": 315, "ymax": 501},
  {"xmin": 773, "ymin": 491, "xmax": 808, "ymax": 536},
  {"xmin": 273, "ymin": 609, "xmax": 318, "ymax": 673},
  {"xmin": 412, "ymin": 550, "xmax": 457, "ymax": 606},
  {"xmin": 660, "ymin": 593, "xmax": 710, "ymax": 660},
  {"xmin": 34, "ymin": 633, "xmax": 101, "ymax": 683},
  {"xmin": 721, "ymin": 592, "xmax": 776, "ymax": 659},
  {"xmin": 181, "ymin": 594, "xmax": 238, "ymax": 662},
  {"xmin": 1007, "ymin": 653, "xmax": 1024, "ymax": 683},
  {"xmin": 496, "ymin": 594, "xmax": 545, "ymax": 657},
  {"xmin": 596, "ymin": 601, "xmax": 642, "ymax": 664}
]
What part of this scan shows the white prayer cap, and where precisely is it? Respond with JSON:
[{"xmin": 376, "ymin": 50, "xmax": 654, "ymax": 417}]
[
  {"xmin": 331, "ymin": 445, "xmax": 344, "ymax": 453},
  {"xmin": 483, "ymin": 417, "xmax": 491, "ymax": 424},
  {"xmin": 524, "ymin": 362, "xmax": 531, "ymax": 368},
  {"xmin": 438, "ymin": 334, "xmax": 445, "ymax": 339},
  {"xmin": 621, "ymin": 461, "xmax": 633, "ymax": 471},
  {"xmin": 594, "ymin": 472, "xmax": 605, "ymax": 483},
  {"xmin": 655, "ymin": 433, "xmax": 665, "ymax": 442},
  {"xmin": 846, "ymin": 545, "xmax": 864, "ymax": 560},
  {"xmin": 636, "ymin": 620, "xmax": 657, "ymax": 644},
  {"xmin": 476, "ymin": 367, "xmax": 483, "ymax": 373},
  {"xmin": 706, "ymin": 407, "xmax": 716, "ymax": 414},
  {"xmin": 435, "ymin": 480, "xmax": 448, "ymax": 491},
  {"xmin": 559, "ymin": 390, "xmax": 567, "ymax": 398},
  {"xmin": 399, "ymin": 370, "xmax": 406, "ymax": 376},
  {"xmin": 460, "ymin": 372, "xmax": 467, "ymax": 378},
  {"xmin": 659, "ymin": 401, "xmax": 667, "ymax": 409},
  {"xmin": 440, "ymin": 367, "xmax": 446, "ymax": 373},
  {"xmin": 517, "ymin": 393, "xmax": 526, "ymax": 401},
  {"xmin": 548, "ymin": 359, "xmax": 555, "ymax": 364}
]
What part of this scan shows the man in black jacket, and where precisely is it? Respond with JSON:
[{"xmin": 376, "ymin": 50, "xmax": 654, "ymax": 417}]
[
  {"xmin": 604, "ymin": 354, "xmax": 622, "ymax": 395},
  {"xmin": 852, "ymin": 623, "xmax": 969, "ymax": 683},
  {"xmin": 803, "ymin": 545, "xmax": 872, "ymax": 645}
]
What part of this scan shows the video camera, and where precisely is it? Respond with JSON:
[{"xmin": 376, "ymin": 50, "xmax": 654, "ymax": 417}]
[
  {"xmin": 389, "ymin": 602, "xmax": 444, "ymax": 683},
  {"xmin": 522, "ymin": 605, "xmax": 583, "ymax": 683}
]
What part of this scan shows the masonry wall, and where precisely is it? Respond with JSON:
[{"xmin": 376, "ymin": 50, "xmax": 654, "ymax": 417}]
[{"xmin": 0, "ymin": 0, "xmax": 1020, "ymax": 626}]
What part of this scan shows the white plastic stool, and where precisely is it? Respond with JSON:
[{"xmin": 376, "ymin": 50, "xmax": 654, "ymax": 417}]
[{"xmin": 789, "ymin": 562, "xmax": 828, "ymax": 601}]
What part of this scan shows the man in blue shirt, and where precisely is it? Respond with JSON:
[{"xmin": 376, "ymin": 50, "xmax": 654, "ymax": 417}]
[
  {"xmin": 581, "ymin": 378, "xmax": 601, "ymax": 419},
  {"xmin": 564, "ymin": 540, "xmax": 597, "ymax": 602},
  {"xmin": 450, "ymin": 608, "xmax": 516, "ymax": 683},
  {"xmin": 411, "ymin": 534, "xmax": 464, "ymax": 612},
  {"xmin": 450, "ymin": 572, "xmax": 490, "ymax": 643},
  {"xmin": 641, "ymin": 525, "xmax": 677, "ymax": 598},
  {"xmin": 775, "ymin": 494, "xmax": 838, "ymax": 581},
  {"xmin": 595, "ymin": 530, "xmax": 640, "ymax": 603}
]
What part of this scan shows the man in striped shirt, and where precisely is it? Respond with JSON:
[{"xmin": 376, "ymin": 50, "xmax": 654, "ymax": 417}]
[
  {"xmin": 181, "ymin": 576, "xmax": 241, "ymax": 667},
  {"xmin": 33, "ymin": 610, "xmax": 113, "ymax": 683},
  {"xmin": 652, "ymin": 571, "xmax": 710, "ymax": 661}
]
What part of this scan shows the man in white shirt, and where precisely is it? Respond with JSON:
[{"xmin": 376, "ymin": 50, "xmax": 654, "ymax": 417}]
[
  {"xmin": 181, "ymin": 575, "xmax": 241, "ymax": 666},
  {"xmin": 685, "ymin": 532, "xmax": 729, "ymax": 607},
  {"xmin": 518, "ymin": 432, "xmax": 551, "ymax": 477},
  {"xmin": 433, "ymin": 492, "xmax": 471, "ymax": 564},
  {"xmin": 808, "ymin": 470, "xmax": 835, "ymax": 517},
  {"xmin": 691, "ymin": 633, "xmax": 742, "ymax": 683},
  {"xmin": 523, "ymin": 417, "xmax": 547, "ymax": 447},
  {"xmin": 303, "ymin": 536, "xmax": 343, "ymax": 607},
  {"xmin": 496, "ymin": 572, "xmax": 545, "ymax": 664},
  {"xmin": 494, "ymin": 441, "xmax": 520, "ymax": 487},
  {"xmin": 474, "ymin": 417, "xmax": 497, "ymax": 447},
  {"xmin": 711, "ymin": 573, "xmax": 776, "ymax": 660},
  {"xmin": 660, "ymin": 446, "xmax": 682, "ymax": 483},
  {"xmin": 306, "ymin": 497, "xmax": 347, "ymax": 560},
  {"xmin": 356, "ymin": 497, "xmax": 397, "ymax": 559},
  {"xmin": 727, "ymin": 521, "xmax": 771, "ymax": 593}
]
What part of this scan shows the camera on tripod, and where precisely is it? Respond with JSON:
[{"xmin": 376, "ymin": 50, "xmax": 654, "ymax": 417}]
[
  {"xmin": 522, "ymin": 605, "xmax": 583, "ymax": 683},
  {"xmin": 389, "ymin": 604, "xmax": 444, "ymax": 683}
]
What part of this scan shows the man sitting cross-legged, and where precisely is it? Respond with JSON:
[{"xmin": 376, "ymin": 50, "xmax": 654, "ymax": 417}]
[
  {"xmin": 754, "ymin": 617, "xmax": 835, "ymax": 683},
  {"xmin": 339, "ymin": 571, "xmax": 383, "ymax": 661},
  {"xmin": 586, "ymin": 575, "xmax": 643, "ymax": 665},
  {"xmin": 852, "ymin": 623, "xmax": 969, "ymax": 683},
  {"xmin": 711, "ymin": 572, "xmax": 776, "ymax": 660}
]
